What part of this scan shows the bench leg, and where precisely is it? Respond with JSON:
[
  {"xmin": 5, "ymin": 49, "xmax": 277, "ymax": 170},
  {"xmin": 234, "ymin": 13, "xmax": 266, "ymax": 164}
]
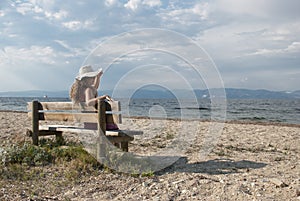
[
  {"xmin": 113, "ymin": 142, "xmax": 120, "ymax": 149},
  {"xmin": 120, "ymin": 142, "xmax": 129, "ymax": 152},
  {"xmin": 32, "ymin": 100, "xmax": 39, "ymax": 145},
  {"xmin": 111, "ymin": 142, "xmax": 128, "ymax": 152},
  {"xmin": 55, "ymin": 133, "xmax": 64, "ymax": 145},
  {"xmin": 97, "ymin": 135, "xmax": 107, "ymax": 162}
]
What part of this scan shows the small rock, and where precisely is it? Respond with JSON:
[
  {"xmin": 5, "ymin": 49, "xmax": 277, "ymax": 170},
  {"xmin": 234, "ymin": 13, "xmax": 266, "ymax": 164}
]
[
  {"xmin": 20, "ymin": 191, "xmax": 27, "ymax": 199},
  {"xmin": 239, "ymin": 184, "xmax": 252, "ymax": 195},
  {"xmin": 172, "ymin": 179, "xmax": 184, "ymax": 185},
  {"xmin": 142, "ymin": 182, "xmax": 148, "ymax": 187},
  {"xmin": 270, "ymin": 178, "xmax": 288, "ymax": 188},
  {"xmin": 149, "ymin": 183, "xmax": 156, "ymax": 189},
  {"xmin": 296, "ymin": 189, "xmax": 300, "ymax": 197}
]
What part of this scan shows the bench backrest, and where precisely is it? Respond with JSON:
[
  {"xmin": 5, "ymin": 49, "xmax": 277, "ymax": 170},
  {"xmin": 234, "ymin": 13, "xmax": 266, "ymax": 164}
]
[
  {"xmin": 27, "ymin": 100, "xmax": 122, "ymax": 124},
  {"xmin": 27, "ymin": 100, "xmax": 122, "ymax": 145}
]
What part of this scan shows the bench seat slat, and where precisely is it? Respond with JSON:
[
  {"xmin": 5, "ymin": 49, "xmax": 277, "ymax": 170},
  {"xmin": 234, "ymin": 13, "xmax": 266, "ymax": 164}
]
[
  {"xmin": 39, "ymin": 125, "xmax": 143, "ymax": 136},
  {"xmin": 27, "ymin": 112, "xmax": 97, "ymax": 122},
  {"xmin": 27, "ymin": 101, "xmax": 120, "ymax": 111},
  {"xmin": 28, "ymin": 112, "xmax": 122, "ymax": 124},
  {"xmin": 109, "ymin": 130, "xmax": 143, "ymax": 136},
  {"xmin": 27, "ymin": 102, "xmax": 79, "ymax": 111}
]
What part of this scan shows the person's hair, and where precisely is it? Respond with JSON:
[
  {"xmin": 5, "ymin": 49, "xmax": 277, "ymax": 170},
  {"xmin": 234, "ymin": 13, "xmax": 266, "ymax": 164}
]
[
  {"xmin": 69, "ymin": 80, "xmax": 80, "ymax": 103},
  {"xmin": 69, "ymin": 77, "xmax": 96, "ymax": 104}
]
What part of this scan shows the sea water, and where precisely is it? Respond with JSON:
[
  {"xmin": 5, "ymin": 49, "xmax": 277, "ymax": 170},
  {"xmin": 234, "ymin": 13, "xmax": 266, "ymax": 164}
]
[{"xmin": 0, "ymin": 97, "xmax": 299, "ymax": 125}]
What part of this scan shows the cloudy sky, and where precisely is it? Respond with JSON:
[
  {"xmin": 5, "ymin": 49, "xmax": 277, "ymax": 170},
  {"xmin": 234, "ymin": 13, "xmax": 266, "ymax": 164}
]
[{"xmin": 0, "ymin": 0, "xmax": 299, "ymax": 93}]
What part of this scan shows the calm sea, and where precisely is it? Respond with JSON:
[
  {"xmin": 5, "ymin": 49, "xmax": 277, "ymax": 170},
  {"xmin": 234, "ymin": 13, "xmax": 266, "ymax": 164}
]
[{"xmin": 0, "ymin": 97, "xmax": 299, "ymax": 125}]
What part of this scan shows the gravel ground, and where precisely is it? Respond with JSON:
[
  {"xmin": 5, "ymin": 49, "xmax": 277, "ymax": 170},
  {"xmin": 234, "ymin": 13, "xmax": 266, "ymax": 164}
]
[{"xmin": 0, "ymin": 111, "xmax": 299, "ymax": 201}]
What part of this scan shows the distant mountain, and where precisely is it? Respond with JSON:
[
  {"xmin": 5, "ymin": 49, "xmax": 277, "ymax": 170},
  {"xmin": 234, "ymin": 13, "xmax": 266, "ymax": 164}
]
[
  {"xmin": 223, "ymin": 88, "xmax": 298, "ymax": 99},
  {"xmin": 291, "ymin": 90, "xmax": 300, "ymax": 98},
  {"xmin": 126, "ymin": 88, "xmax": 300, "ymax": 99},
  {"xmin": 0, "ymin": 88, "xmax": 299, "ymax": 99},
  {"xmin": 0, "ymin": 90, "xmax": 69, "ymax": 98}
]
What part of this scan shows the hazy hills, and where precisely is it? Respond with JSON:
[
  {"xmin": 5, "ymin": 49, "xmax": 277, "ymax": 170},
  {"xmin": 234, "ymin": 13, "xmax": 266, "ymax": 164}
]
[{"xmin": 0, "ymin": 88, "xmax": 299, "ymax": 99}]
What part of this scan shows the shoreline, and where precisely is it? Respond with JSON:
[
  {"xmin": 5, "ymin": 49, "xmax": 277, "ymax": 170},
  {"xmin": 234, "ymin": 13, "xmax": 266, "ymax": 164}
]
[
  {"xmin": 1, "ymin": 110, "xmax": 299, "ymax": 128},
  {"xmin": 125, "ymin": 115, "xmax": 300, "ymax": 128}
]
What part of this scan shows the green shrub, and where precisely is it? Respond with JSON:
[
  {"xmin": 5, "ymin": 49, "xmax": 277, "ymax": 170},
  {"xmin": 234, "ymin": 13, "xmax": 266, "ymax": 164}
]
[
  {"xmin": 1, "ymin": 143, "xmax": 52, "ymax": 166},
  {"xmin": 0, "ymin": 140, "xmax": 102, "ymax": 181},
  {"xmin": 0, "ymin": 140, "xmax": 100, "ymax": 168}
]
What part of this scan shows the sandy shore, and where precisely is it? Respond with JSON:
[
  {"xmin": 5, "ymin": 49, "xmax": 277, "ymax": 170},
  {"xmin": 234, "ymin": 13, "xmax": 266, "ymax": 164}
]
[{"xmin": 0, "ymin": 111, "xmax": 300, "ymax": 200}]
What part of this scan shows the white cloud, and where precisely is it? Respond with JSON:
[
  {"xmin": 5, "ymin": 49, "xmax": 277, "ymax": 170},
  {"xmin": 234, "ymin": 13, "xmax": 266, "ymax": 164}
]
[
  {"xmin": 124, "ymin": 0, "xmax": 141, "ymax": 11},
  {"xmin": 262, "ymin": 30, "xmax": 289, "ymax": 41},
  {"xmin": 159, "ymin": 2, "xmax": 210, "ymax": 26},
  {"xmin": 105, "ymin": 0, "xmax": 118, "ymax": 7},
  {"xmin": 0, "ymin": 10, "xmax": 5, "ymax": 17},
  {"xmin": 214, "ymin": 0, "xmax": 266, "ymax": 16},
  {"xmin": 62, "ymin": 19, "xmax": 94, "ymax": 31},
  {"xmin": 123, "ymin": 0, "xmax": 161, "ymax": 11},
  {"xmin": 44, "ymin": 10, "xmax": 68, "ymax": 20},
  {"xmin": 142, "ymin": 0, "xmax": 161, "ymax": 7},
  {"xmin": 2, "ymin": 46, "xmax": 56, "ymax": 65},
  {"xmin": 12, "ymin": 0, "xmax": 68, "ymax": 22},
  {"xmin": 192, "ymin": 3, "xmax": 209, "ymax": 19},
  {"xmin": 287, "ymin": 42, "xmax": 300, "ymax": 52},
  {"xmin": 54, "ymin": 40, "xmax": 88, "ymax": 57},
  {"xmin": 1, "ymin": 0, "xmax": 299, "ymax": 91},
  {"xmin": 196, "ymin": 5, "xmax": 300, "ymax": 60},
  {"xmin": 15, "ymin": 2, "xmax": 33, "ymax": 15},
  {"xmin": 214, "ymin": 0, "xmax": 300, "ymax": 21},
  {"xmin": 62, "ymin": 20, "xmax": 81, "ymax": 30},
  {"xmin": 54, "ymin": 40, "xmax": 71, "ymax": 50},
  {"xmin": 249, "ymin": 41, "xmax": 300, "ymax": 57},
  {"xmin": 33, "ymin": 5, "xmax": 43, "ymax": 13},
  {"xmin": 8, "ymin": 34, "xmax": 18, "ymax": 38}
]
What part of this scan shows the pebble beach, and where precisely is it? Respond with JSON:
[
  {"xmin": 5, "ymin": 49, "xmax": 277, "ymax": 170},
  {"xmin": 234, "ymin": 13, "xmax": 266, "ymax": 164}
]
[{"xmin": 0, "ymin": 110, "xmax": 300, "ymax": 200}]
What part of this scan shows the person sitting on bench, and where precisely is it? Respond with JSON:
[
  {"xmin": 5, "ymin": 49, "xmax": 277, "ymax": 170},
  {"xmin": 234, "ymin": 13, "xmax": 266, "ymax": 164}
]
[{"xmin": 69, "ymin": 65, "xmax": 118, "ymax": 130}]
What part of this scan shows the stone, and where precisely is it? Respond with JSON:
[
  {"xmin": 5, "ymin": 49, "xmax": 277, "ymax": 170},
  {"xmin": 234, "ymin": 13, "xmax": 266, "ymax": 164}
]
[{"xmin": 270, "ymin": 178, "xmax": 288, "ymax": 188}]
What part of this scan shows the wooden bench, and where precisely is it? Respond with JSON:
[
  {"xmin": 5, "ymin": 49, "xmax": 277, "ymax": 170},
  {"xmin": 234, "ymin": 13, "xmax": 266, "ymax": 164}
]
[{"xmin": 27, "ymin": 99, "xmax": 142, "ymax": 153}]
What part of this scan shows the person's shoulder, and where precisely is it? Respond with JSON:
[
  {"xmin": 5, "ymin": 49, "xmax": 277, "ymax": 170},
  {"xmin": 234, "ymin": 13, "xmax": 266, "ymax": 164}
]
[{"xmin": 85, "ymin": 86, "xmax": 97, "ymax": 95}]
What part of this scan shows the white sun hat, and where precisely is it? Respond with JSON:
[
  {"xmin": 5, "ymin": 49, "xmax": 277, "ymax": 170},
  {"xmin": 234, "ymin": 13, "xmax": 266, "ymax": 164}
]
[{"xmin": 76, "ymin": 65, "xmax": 103, "ymax": 80}]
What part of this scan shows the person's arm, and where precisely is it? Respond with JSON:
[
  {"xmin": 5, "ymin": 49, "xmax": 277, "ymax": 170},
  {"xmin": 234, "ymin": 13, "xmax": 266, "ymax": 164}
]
[
  {"xmin": 85, "ymin": 88, "xmax": 109, "ymax": 107},
  {"xmin": 92, "ymin": 71, "xmax": 103, "ymax": 89}
]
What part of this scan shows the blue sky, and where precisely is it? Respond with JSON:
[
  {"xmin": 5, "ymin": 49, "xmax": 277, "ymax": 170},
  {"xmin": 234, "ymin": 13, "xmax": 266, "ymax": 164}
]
[{"xmin": 0, "ymin": 0, "xmax": 299, "ymax": 92}]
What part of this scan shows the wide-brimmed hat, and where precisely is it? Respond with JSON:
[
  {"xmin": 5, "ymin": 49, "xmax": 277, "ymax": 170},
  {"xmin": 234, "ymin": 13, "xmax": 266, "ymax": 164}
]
[{"xmin": 76, "ymin": 65, "xmax": 103, "ymax": 80}]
